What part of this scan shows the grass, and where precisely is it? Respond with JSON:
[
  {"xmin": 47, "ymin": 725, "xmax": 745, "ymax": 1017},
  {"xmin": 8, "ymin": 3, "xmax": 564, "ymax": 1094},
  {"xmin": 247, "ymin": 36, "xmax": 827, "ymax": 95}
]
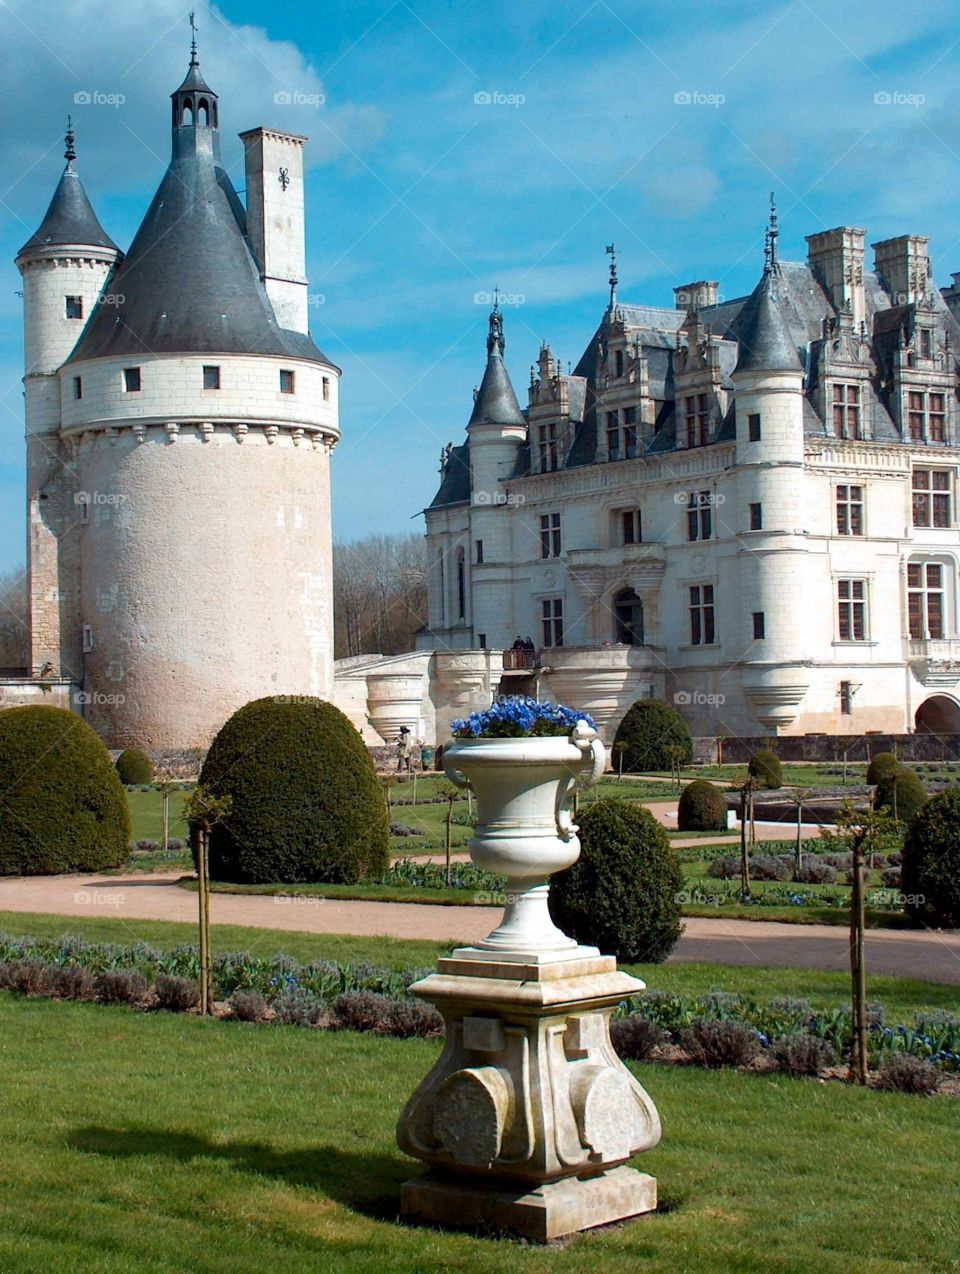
[{"xmin": 0, "ymin": 992, "xmax": 957, "ymax": 1273}]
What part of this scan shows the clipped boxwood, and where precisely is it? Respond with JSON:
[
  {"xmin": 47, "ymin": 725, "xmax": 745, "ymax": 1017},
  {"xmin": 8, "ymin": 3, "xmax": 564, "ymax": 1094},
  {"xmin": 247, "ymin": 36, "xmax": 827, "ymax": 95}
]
[
  {"xmin": 115, "ymin": 748, "xmax": 153, "ymax": 785},
  {"xmin": 199, "ymin": 697, "xmax": 389, "ymax": 884},
  {"xmin": 611, "ymin": 699, "xmax": 692, "ymax": 773},
  {"xmin": 677, "ymin": 779, "xmax": 727, "ymax": 831},
  {"xmin": 901, "ymin": 788, "xmax": 960, "ymax": 928},
  {"xmin": 866, "ymin": 751, "xmax": 899, "ymax": 786},
  {"xmin": 549, "ymin": 798, "xmax": 683, "ymax": 962},
  {"xmin": 0, "ymin": 705, "xmax": 130, "ymax": 875},
  {"xmin": 874, "ymin": 767, "xmax": 927, "ymax": 827},
  {"xmin": 748, "ymin": 748, "xmax": 782, "ymax": 789}
]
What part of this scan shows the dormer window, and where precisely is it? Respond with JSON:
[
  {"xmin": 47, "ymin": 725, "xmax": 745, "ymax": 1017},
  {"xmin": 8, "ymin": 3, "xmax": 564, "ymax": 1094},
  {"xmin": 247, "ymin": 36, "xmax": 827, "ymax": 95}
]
[
  {"xmin": 832, "ymin": 383, "xmax": 860, "ymax": 439},
  {"xmin": 908, "ymin": 390, "xmax": 946, "ymax": 443},
  {"xmin": 684, "ymin": 393, "xmax": 708, "ymax": 447},
  {"xmin": 279, "ymin": 369, "xmax": 295, "ymax": 394},
  {"xmin": 65, "ymin": 296, "xmax": 83, "ymax": 320},
  {"xmin": 123, "ymin": 367, "xmax": 141, "ymax": 393},
  {"xmin": 920, "ymin": 328, "xmax": 933, "ymax": 360}
]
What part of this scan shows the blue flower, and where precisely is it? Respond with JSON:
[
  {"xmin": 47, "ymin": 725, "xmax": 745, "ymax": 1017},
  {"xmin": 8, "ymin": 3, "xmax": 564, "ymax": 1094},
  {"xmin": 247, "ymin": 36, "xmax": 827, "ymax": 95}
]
[{"xmin": 452, "ymin": 696, "xmax": 597, "ymax": 739}]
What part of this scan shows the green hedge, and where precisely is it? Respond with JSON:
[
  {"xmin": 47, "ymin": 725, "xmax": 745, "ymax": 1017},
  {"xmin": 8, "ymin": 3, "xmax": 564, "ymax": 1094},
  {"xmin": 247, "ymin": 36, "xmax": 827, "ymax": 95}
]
[
  {"xmin": 748, "ymin": 749, "xmax": 782, "ymax": 790},
  {"xmin": 902, "ymin": 789, "xmax": 960, "ymax": 927},
  {"xmin": 874, "ymin": 767, "xmax": 927, "ymax": 827},
  {"xmin": 0, "ymin": 705, "xmax": 130, "ymax": 874},
  {"xmin": 866, "ymin": 752, "xmax": 899, "ymax": 786},
  {"xmin": 549, "ymin": 797, "xmax": 683, "ymax": 962},
  {"xmin": 611, "ymin": 699, "xmax": 692, "ymax": 772},
  {"xmin": 199, "ymin": 697, "xmax": 389, "ymax": 884},
  {"xmin": 115, "ymin": 748, "xmax": 153, "ymax": 785},
  {"xmin": 678, "ymin": 779, "xmax": 728, "ymax": 831}
]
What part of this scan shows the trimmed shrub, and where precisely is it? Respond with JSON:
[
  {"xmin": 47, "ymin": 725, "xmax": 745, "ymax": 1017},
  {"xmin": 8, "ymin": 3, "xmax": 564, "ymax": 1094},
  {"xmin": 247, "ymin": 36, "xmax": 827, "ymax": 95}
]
[
  {"xmin": 0, "ymin": 706, "xmax": 130, "ymax": 875},
  {"xmin": 748, "ymin": 749, "xmax": 782, "ymax": 789},
  {"xmin": 770, "ymin": 1033, "xmax": 836, "ymax": 1076},
  {"xmin": 273, "ymin": 987, "xmax": 326, "ymax": 1027},
  {"xmin": 153, "ymin": 974, "xmax": 199, "ymax": 1012},
  {"xmin": 381, "ymin": 996, "xmax": 444, "ymax": 1038},
  {"xmin": 230, "ymin": 989, "xmax": 268, "ymax": 1022},
  {"xmin": 866, "ymin": 751, "xmax": 899, "ymax": 786},
  {"xmin": 115, "ymin": 748, "xmax": 153, "ymax": 785},
  {"xmin": 94, "ymin": 970, "xmax": 147, "ymax": 1005},
  {"xmin": 796, "ymin": 860, "xmax": 837, "ymax": 885},
  {"xmin": 0, "ymin": 958, "xmax": 52, "ymax": 995},
  {"xmin": 677, "ymin": 780, "xmax": 728, "ymax": 832},
  {"xmin": 881, "ymin": 867, "xmax": 902, "ymax": 889},
  {"xmin": 49, "ymin": 965, "xmax": 96, "ymax": 1001},
  {"xmin": 750, "ymin": 854, "xmax": 790, "ymax": 882},
  {"xmin": 611, "ymin": 699, "xmax": 692, "ymax": 773},
  {"xmin": 199, "ymin": 697, "xmax": 389, "ymax": 885},
  {"xmin": 901, "ymin": 788, "xmax": 960, "ymax": 928},
  {"xmin": 874, "ymin": 767, "xmax": 927, "ymax": 827},
  {"xmin": 610, "ymin": 1015, "xmax": 665, "ymax": 1061},
  {"xmin": 549, "ymin": 799, "xmax": 683, "ymax": 963},
  {"xmin": 331, "ymin": 990, "xmax": 389, "ymax": 1033},
  {"xmin": 135, "ymin": 839, "xmax": 159, "ymax": 852},
  {"xmin": 680, "ymin": 1019, "xmax": 760, "ymax": 1068},
  {"xmin": 876, "ymin": 1054, "xmax": 942, "ymax": 1096},
  {"xmin": 707, "ymin": 856, "xmax": 740, "ymax": 880}
]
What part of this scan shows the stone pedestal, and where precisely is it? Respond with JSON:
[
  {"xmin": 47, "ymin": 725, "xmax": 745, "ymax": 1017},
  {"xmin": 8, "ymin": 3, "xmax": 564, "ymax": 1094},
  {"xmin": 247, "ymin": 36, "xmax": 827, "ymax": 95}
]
[{"xmin": 397, "ymin": 948, "xmax": 660, "ymax": 1241}]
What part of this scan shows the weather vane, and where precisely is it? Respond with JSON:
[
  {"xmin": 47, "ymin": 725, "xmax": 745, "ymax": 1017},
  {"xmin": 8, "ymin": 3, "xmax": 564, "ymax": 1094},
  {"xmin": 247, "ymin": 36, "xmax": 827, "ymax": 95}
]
[
  {"xmin": 64, "ymin": 115, "xmax": 75, "ymax": 166},
  {"xmin": 189, "ymin": 9, "xmax": 198, "ymax": 62},
  {"xmin": 606, "ymin": 243, "xmax": 618, "ymax": 307}
]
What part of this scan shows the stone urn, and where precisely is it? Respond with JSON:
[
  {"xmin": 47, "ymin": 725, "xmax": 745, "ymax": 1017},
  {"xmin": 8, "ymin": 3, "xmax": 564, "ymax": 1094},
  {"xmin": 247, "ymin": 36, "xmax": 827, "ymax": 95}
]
[{"xmin": 397, "ymin": 717, "xmax": 662, "ymax": 1241}]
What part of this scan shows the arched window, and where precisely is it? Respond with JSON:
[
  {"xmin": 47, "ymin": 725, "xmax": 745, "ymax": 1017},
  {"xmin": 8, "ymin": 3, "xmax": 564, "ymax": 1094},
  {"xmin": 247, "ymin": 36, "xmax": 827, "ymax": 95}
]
[
  {"xmin": 182, "ymin": 98, "xmax": 194, "ymax": 125},
  {"xmin": 197, "ymin": 98, "xmax": 209, "ymax": 125},
  {"xmin": 614, "ymin": 588, "xmax": 644, "ymax": 645},
  {"xmin": 456, "ymin": 548, "xmax": 466, "ymax": 622}
]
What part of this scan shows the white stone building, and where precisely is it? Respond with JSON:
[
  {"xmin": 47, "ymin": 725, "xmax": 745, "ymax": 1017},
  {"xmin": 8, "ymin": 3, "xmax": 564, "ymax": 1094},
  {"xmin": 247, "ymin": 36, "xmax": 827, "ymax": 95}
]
[
  {"xmin": 405, "ymin": 211, "xmax": 960, "ymax": 745},
  {"xmin": 13, "ymin": 47, "xmax": 339, "ymax": 747}
]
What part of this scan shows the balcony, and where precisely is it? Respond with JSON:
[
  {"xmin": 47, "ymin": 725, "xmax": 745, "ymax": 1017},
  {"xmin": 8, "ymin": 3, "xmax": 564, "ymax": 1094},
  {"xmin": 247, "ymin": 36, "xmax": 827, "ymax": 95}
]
[
  {"xmin": 907, "ymin": 637, "xmax": 960, "ymax": 686},
  {"xmin": 502, "ymin": 647, "xmax": 541, "ymax": 673}
]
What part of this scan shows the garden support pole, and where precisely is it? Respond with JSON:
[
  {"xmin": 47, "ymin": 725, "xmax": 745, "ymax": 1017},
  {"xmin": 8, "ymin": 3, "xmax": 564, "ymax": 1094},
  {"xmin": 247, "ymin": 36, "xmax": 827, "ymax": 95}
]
[{"xmin": 849, "ymin": 832, "xmax": 868, "ymax": 1084}]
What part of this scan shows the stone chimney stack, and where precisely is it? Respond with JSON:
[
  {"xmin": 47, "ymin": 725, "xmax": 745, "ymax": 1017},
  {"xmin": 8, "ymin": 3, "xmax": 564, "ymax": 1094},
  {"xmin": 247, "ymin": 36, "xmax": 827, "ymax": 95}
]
[
  {"xmin": 240, "ymin": 127, "xmax": 309, "ymax": 333},
  {"xmin": 673, "ymin": 280, "xmax": 719, "ymax": 311},
  {"xmin": 805, "ymin": 227, "xmax": 867, "ymax": 326},
  {"xmin": 872, "ymin": 235, "xmax": 931, "ymax": 306}
]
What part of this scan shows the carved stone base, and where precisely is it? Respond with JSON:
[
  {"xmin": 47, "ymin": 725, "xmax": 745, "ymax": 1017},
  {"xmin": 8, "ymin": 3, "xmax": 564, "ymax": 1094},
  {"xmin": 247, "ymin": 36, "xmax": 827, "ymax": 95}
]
[
  {"xmin": 397, "ymin": 951, "xmax": 661, "ymax": 1241},
  {"xmin": 401, "ymin": 1165, "xmax": 656, "ymax": 1242}
]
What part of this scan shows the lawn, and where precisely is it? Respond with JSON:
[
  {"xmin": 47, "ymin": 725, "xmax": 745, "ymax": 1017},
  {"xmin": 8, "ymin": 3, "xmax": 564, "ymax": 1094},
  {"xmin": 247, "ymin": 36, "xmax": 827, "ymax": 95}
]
[{"xmin": 0, "ymin": 990, "xmax": 957, "ymax": 1273}]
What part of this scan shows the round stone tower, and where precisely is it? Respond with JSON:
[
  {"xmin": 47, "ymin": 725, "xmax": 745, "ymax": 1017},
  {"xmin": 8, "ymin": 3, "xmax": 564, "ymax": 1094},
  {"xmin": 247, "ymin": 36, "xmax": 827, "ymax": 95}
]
[{"xmin": 19, "ymin": 46, "xmax": 340, "ymax": 748}]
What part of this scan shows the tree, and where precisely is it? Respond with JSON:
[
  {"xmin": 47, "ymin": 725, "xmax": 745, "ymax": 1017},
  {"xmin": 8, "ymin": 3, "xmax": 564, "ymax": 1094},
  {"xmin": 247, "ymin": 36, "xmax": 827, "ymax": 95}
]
[
  {"xmin": 185, "ymin": 786, "xmax": 232, "ymax": 1016},
  {"xmin": 902, "ymin": 789, "xmax": 960, "ymax": 928},
  {"xmin": 612, "ymin": 699, "xmax": 692, "ymax": 773},
  {"xmin": 333, "ymin": 532, "xmax": 427, "ymax": 658},
  {"xmin": 0, "ymin": 568, "xmax": 28, "ymax": 671}
]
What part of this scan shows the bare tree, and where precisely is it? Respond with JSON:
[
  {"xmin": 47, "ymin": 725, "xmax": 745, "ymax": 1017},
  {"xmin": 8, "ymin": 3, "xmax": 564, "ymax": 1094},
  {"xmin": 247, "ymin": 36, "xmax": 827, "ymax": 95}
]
[
  {"xmin": 0, "ymin": 568, "xmax": 28, "ymax": 672},
  {"xmin": 333, "ymin": 533, "xmax": 427, "ymax": 658}
]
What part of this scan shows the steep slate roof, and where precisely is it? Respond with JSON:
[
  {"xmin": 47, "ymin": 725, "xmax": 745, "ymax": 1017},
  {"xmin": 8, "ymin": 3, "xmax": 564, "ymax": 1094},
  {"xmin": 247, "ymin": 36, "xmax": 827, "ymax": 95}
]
[
  {"xmin": 20, "ymin": 166, "xmax": 117, "ymax": 255},
  {"xmin": 430, "ymin": 442, "xmax": 471, "ymax": 507},
  {"xmin": 67, "ymin": 59, "xmax": 332, "ymax": 367},
  {"xmin": 733, "ymin": 265, "xmax": 803, "ymax": 374},
  {"xmin": 468, "ymin": 308, "xmax": 525, "ymax": 427}
]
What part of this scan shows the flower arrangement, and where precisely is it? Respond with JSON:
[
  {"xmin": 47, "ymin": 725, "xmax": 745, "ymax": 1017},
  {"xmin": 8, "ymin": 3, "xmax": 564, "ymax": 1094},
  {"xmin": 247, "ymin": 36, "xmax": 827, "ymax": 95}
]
[{"xmin": 451, "ymin": 696, "xmax": 596, "ymax": 739}]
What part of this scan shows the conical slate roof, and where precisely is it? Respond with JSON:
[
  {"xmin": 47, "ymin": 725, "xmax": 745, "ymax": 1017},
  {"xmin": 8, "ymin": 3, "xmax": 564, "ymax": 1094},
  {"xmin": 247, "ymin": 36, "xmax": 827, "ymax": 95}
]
[
  {"xmin": 19, "ymin": 165, "xmax": 117, "ymax": 255},
  {"xmin": 734, "ymin": 265, "xmax": 802, "ymax": 374},
  {"xmin": 468, "ymin": 306, "xmax": 525, "ymax": 426}
]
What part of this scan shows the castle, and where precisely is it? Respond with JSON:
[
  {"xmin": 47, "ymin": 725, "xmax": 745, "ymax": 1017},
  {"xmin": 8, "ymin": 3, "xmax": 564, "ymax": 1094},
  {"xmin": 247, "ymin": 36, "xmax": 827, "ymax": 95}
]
[{"xmin": 12, "ymin": 44, "xmax": 339, "ymax": 748}]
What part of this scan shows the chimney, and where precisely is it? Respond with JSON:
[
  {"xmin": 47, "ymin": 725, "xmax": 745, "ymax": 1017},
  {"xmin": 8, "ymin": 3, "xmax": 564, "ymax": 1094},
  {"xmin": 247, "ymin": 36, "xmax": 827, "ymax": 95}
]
[
  {"xmin": 872, "ymin": 235, "xmax": 931, "ymax": 306},
  {"xmin": 240, "ymin": 127, "xmax": 309, "ymax": 333},
  {"xmin": 941, "ymin": 273, "xmax": 960, "ymax": 323},
  {"xmin": 673, "ymin": 280, "xmax": 718, "ymax": 311},
  {"xmin": 805, "ymin": 227, "xmax": 867, "ymax": 326}
]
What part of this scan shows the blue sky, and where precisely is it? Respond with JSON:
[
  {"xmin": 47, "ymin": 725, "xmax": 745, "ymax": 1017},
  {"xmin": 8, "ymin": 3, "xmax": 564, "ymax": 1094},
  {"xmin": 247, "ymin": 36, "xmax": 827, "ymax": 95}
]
[{"xmin": 1, "ymin": 0, "xmax": 960, "ymax": 572}]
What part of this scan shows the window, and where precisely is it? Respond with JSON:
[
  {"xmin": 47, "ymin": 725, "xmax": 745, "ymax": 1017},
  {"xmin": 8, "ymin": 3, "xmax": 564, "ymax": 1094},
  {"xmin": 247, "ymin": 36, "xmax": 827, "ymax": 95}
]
[
  {"xmin": 752, "ymin": 611, "xmax": 765, "ymax": 640},
  {"xmin": 456, "ymin": 549, "xmax": 466, "ymax": 621},
  {"xmin": 686, "ymin": 491, "xmax": 712, "ymax": 541},
  {"xmin": 279, "ymin": 368, "xmax": 295, "ymax": 394},
  {"xmin": 920, "ymin": 328, "xmax": 933, "ymax": 360},
  {"xmin": 912, "ymin": 469, "xmax": 952, "ymax": 528},
  {"xmin": 79, "ymin": 497, "xmax": 89, "ymax": 526},
  {"xmin": 539, "ymin": 421, "xmax": 559, "ymax": 472},
  {"xmin": 836, "ymin": 484, "xmax": 863, "ymax": 536},
  {"xmin": 82, "ymin": 625, "xmax": 94, "ymax": 653},
  {"xmin": 475, "ymin": 539, "xmax": 484, "ymax": 564},
  {"xmin": 478, "ymin": 633, "xmax": 486, "ymax": 648},
  {"xmin": 689, "ymin": 584, "xmax": 715, "ymax": 645},
  {"xmin": 749, "ymin": 502, "xmax": 762, "ymax": 531},
  {"xmin": 622, "ymin": 509, "xmax": 642, "ymax": 545},
  {"xmin": 623, "ymin": 408, "xmax": 638, "ymax": 458},
  {"xmin": 65, "ymin": 296, "xmax": 83, "ymax": 320},
  {"xmin": 123, "ymin": 367, "xmax": 141, "ymax": 392},
  {"xmin": 615, "ymin": 349, "xmax": 624, "ymax": 378},
  {"xmin": 908, "ymin": 391, "xmax": 925, "ymax": 441},
  {"xmin": 322, "ymin": 376, "xmax": 331, "ymax": 401},
  {"xmin": 930, "ymin": 392, "xmax": 946, "ymax": 443},
  {"xmin": 748, "ymin": 412, "xmax": 761, "ymax": 441},
  {"xmin": 908, "ymin": 562, "xmax": 945, "ymax": 640},
  {"xmin": 606, "ymin": 412, "xmax": 620, "ymax": 460},
  {"xmin": 832, "ymin": 383, "xmax": 860, "ymax": 439},
  {"xmin": 837, "ymin": 578, "xmax": 867, "ymax": 641},
  {"xmin": 73, "ymin": 376, "xmax": 82, "ymax": 401},
  {"xmin": 542, "ymin": 597, "xmax": 563, "ymax": 647},
  {"xmin": 614, "ymin": 589, "xmax": 643, "ymax": 645},
  {"xmin": 911, "ymin": 391, "xmax": 948, "ymax": 444},
  {"xmin": 840, "ymin": 680, "xmax": 853, "ymax": 715},
  {"xmin": 539, "ymin": 512, "xmax": 561, "ymax": 559},
  {"xmin": 685, "ymin": 393, "xmax": 709, "ymax": 447},
  {"xmin": 202, "ymin": 365, "xmax": 221, "ymax": 390}
]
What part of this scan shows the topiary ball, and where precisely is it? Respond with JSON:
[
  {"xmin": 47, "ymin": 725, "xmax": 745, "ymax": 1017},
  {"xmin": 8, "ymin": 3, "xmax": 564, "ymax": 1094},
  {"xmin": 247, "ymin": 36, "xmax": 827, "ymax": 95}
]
[
  {"xmin": 199, "ymin": 697, "xmax": 389, "ymax": 884},
  {"xmin": 901, "ymin": 788, "xmax": 960, "ymax": 928},
  {"xmin": 549, "ymin": 798, "xmax": 684, "ymax": 962},
  {"xmin": 873, "ymin": 767, "xmax": 927, "ymax": 828},
  {"xmin": 677, "ymin": 779, "xmax": 728, "ymax": 831},
  {"xmin": 748, "ymin": 748, "xmax": 782, "ymax": 789},
  {"xmin": 0, "ymin": 705, "xmax": 130, "ymax": 874},
  {"xmin": 866, "ymin": 751, "xmax": 899, "ymax": 786},
  {"xmin": 115, "ymin": 748, "xmax": 153, "ymax": 785},
  {"xmin": 612, "ymin": 699, "xmax": 692, "ymax": 773}
]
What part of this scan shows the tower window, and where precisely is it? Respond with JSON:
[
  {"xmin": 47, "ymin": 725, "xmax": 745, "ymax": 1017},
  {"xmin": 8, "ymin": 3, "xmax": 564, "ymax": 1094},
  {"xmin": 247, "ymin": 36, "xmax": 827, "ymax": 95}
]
[
  {"xmin": 753, "ymin": 611, "xmax": 765, "ymax": 640},
  {"xmin": 82, "ymin": 625, "xmax": 94, "ymax": 652},
  {"xmin": 65, "ymin": 296, "xmax": 83, "ymax": 320},
  {"xmin": 749, "ymin": 502, "xmax": 763, "ymax": 531},
  {"xmin": 748, "ymin": 412, "xmax": 761, "ymax": 441},
  {"xmin": 475, "ymin": 539, "xmax": 484, "ymax": 564},
  {"xmin": 123, "ymin": 367, "xmax": 141, "ymax": 393},
  {"xmin": 73, "ymin": 376, "xmax": 82, "ymax": 401},
  {"xmin": 280, "ymin": 368, "xmax": 295, "ymax": 394},
  {"xmin": 203, "ymin": 365, "xmax": 221, "ymax": 390},
  {"xmin": 322, "ymin": 376, "xmax": 331, "ymax": 401}
]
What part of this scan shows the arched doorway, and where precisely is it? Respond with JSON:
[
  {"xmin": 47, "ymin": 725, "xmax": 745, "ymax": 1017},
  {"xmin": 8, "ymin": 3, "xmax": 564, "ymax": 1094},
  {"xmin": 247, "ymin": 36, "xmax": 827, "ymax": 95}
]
[
  {"xmin": 915, "ymin": 695, "xmax": 960, "ymax": 733},
  {"xmin": 614, "ymin": 588, "xmax": 644, "ymax": 645}
]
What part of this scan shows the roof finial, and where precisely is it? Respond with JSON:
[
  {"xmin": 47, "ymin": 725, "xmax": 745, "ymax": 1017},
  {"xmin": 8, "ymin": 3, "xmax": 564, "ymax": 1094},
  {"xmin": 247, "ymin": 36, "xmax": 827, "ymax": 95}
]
[
  {"xmin": 767, "ymin": 191, "xmax": 778, "ymax": 271},
  {"xmin": 189, "ymin": 9, "xmax": 198, "ymax": 65},
  {"xmin": 487, "ymin": 292, "xmax": 504, "ymax": 357},
  {"xmin": 606, "ymin": 242, "xmax": 618, "ymax": 308},
  {"xmin": 64, "ymin": 115, "xmax": 76, "ymax": 167}
]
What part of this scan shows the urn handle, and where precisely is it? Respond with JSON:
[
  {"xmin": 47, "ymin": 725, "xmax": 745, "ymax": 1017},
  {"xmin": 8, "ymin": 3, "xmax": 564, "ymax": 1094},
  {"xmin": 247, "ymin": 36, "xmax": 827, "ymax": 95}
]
[
  {"xmin": 443, "ymin": 756, "xmax": 471, "ymax": 790},
  {"xmin": 571, "ymin": 723, "xmax": 606, "ymax": 793}
]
